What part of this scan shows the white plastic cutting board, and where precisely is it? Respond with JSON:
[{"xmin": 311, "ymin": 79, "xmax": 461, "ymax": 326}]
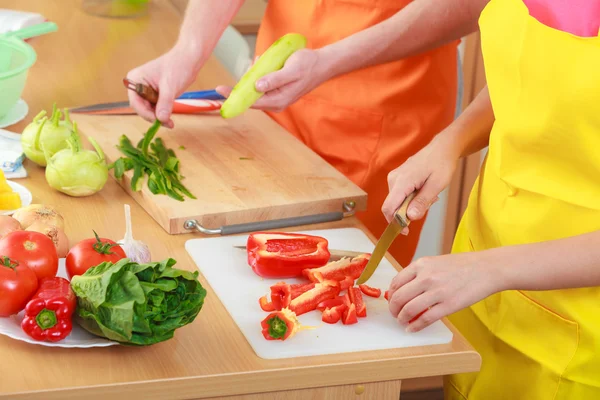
[{"xmin": 185, "ymin": 228, "xmax": 453, "ymax": 360}]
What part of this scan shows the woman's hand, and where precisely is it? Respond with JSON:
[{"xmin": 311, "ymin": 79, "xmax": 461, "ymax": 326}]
[
  {"xmin": 216, "ymin": 48, "xmax": 329, "ymax": 113},
  {"xmin": 388, "ymin": 251, "xmax": 502, "ymax": 332},
  {"xmin": 126, "ymin": 46, "xmax": 203, "ymax": 129},
  {"xmin": 382, "ymin": 134, "xmax": 461, "ymax": 234}
]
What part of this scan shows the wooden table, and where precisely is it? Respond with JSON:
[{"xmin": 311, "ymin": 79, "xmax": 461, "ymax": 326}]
[{"xmin": 0, "ymin": 1, "xmax": 480, "ymax": 399}]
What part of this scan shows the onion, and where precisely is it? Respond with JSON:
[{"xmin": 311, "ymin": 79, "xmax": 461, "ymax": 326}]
[
  {"xmin": 26, "ymin": 221, "xmax": 70, "ymax": 258},
  {"xmin": 13, "ymin": 204, "xmax": 65, "ymax": 230},
  {"xmin": 0, "ymin": 215, "xmax": 21, "ymax": 239}
]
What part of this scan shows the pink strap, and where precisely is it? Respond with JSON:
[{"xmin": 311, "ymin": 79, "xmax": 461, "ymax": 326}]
[{"xmin": 523, "ymin": 0, "xmax": 600, "ymax": 37}]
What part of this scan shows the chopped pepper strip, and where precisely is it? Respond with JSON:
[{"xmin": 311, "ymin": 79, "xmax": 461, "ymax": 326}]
[
  {"xmin": 348, "ymin": 286, "xmax": 367, "ymax": 318},
  {"xmin": 316, "ymin": 297, "xmax": 345, "ymax": 311},
  {"xmin": 340, "ymin": 275, "xmax": 354, "ymax": 291},
  {"xmin": 322, "ymin": 304, "xmax": 346, "ymax": 324},
  {"xmin": 247, "ymin": 232, "xmax": 330, "ymax": 278},
  {"xmin": 270, "ymin": 281, "xmax": 292, "ymax": 310},
  {"xmin": 20, "ymin": 277, "xmax": 76, "ymax": 342},
  {"xmin": 261, "ymin": 308, "xmax": 300, "ymax": 341},
  {"xmin": 342, "ymin": 303, "xmax": 358, "ymax": 325},
  {"xmin": 384, "ymin": 290, "xmax": 390, "ymax": 301},
  {"xmin": 410, "ymin": 310, "xmax": 428, "ymax": 324},
  {"xmin": 359, "ymin": 284, "xmax": 381, "ymax": 298},
  {"xmin": 302, "ymin": 254, "xmax": 370, "ymax": 282},
  {"xmin": 259, "ymin": 295, "xmax": 276, "ymax": 312},
  {"xmin": 289, "ymin": 280, "xmax": 341, "ymax": 316},
  {"xmin": 290, "ymin": 282, "xmax": 316, "ymax": 299}
]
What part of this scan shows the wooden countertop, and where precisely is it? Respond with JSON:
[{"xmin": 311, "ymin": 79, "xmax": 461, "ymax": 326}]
[{"xmin": 0, "ymin": 1, "xmax": 480, "ymax": 399}]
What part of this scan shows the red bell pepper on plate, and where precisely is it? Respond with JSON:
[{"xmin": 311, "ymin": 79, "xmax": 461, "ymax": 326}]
[
  {"xmin": 20, "ymin": 277, "xmax": 76, "ymax": 342},
  {"xmin": 348, "ymin": 286, "xmax": 367, "ymax": 318},
  {"xmin": 247, "ymin": 232, "xmax": 331, "ymax": 278},
  {"xmin": 359, "ymin": 284, "xmax": 381, "ymax": 298},
  {"xmin": 322, "ymin": 304, "xmax": 347, "ymax": 324},
  {"xmin": 289, "ymin": 280, "xmax": 341, "ymax": 316},
  {"xmin": 303, "ymin": 254, "xmax": 370, "ymax": 283},
  {"xmin": 261, "ymin": 308, "xmax": 300, "ymax": 341}
]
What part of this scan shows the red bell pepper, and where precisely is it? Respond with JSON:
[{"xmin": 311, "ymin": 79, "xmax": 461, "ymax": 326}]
[
  {"xmin": 289, "ymin": 280, "xmax": 341, "ymax": 316},
  {"xmin": 259, "ymin": 295, "xmax": 275, "ymax": 312},
  {"xmin": 20, "ymin": 277, "xmax": 76, "ymax": 342},
  {"xmin": 303, "ymin": 254, "xmax": 370, "ymax": 282},
  {"xmin": 322, "ymin": 304, "xmax": 347, "ymax": 324},
  {"xmin": 342, "ymin": 303, "xmax": 358, "ymax": 325},
  {"xmin": 270, "ymin": 281, "xmax": 292, "ymax": 310},
  {"xmin": 247, "ymin": 232, "xmax": 330, "ymax": 278},
  {"xmin": 261, "ymin": 308, "xmax": 300, "ymax": 341},
  {"xmin": 359, "ymin": 284, "xmax": 381, "ymax": 298},
  {"xmin": 410, "ymin": 310, "xmax": 428, "ymax": 324},
  {"xmin": 384, "ymin": 290, "xmax": 390, "ymax": 301},
  {"xmin": 340, "ymin": 275, "xmax": 354, "ymax": 291},
  {"xmin": 290, "ymin": 282, "xmax": 316, "ymax": 299},
  {"xmin": 348, "ymin": 286, "xmax": 367, "ymax": 318},
  {"xmin": 316, "ymin": 297, "xmax": 345, "ymax": 311}
]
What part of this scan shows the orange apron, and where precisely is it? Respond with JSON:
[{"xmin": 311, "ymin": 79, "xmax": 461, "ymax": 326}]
[{"xmin": 255, "ymin": 0, "xmax": 459, "ymax": 266}]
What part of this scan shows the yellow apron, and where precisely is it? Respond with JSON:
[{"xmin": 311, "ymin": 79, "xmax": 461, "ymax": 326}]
[{"xmin": 445, "ymin": 0, "xmax": 600, "ymax": 398}]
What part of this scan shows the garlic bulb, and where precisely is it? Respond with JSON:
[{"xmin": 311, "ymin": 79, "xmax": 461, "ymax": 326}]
[{"xmin": 118, "ymin": 204, "xmax": 151, "ymax": 263}]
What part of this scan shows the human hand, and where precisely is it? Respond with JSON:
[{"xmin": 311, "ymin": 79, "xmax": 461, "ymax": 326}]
[
  {"xmin": 126, "ymin": 46, "xmax": 203, "ymax": 129},
  {"xmin": 215, "ymin": 48, "xmax": 328, "ymax": 113},
  {"xmin": 388, "ymin": 251, "xmax": 501, "ymax": 332},
  {"xmin": 382, "ymin": 135, "xmax": 460, "ymax": 234}
]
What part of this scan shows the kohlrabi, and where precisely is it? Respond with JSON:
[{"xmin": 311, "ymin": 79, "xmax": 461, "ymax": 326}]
[
  {"xmin": 45, "ymin": 122, "xmax": 109, "ymax": 197},
  {"xmin": 21, "ymin": 105, "xmax": 74, "ymax": 167}
]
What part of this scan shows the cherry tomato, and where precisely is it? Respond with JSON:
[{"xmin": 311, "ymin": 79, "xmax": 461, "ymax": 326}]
[
  {"xmin": 66, "ymin": 231, "xmax": 126, "ymax": 279},
  {"xmin": 0, "ymin": 231, "xmax": 58, "ymax": 281},
  {"xmin": 0, "ymin": 256, "xmax": 38, "ymax": 317}
]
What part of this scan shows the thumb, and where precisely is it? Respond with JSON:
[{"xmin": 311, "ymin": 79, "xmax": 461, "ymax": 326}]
[
  {"xmin": 155, "ymin": 83, "xmax": 176, "ymax": 126},
  {"xmin": 407, "ymin": 178, "xmax": 444, "ymax": 220},
  {"xmin": 255, "ymin": 67, "xmax": 298, "ymax": 93}
]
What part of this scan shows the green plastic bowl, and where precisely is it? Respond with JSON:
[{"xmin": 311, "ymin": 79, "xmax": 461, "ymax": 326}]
[{"xmin": 0, "ymin": 36, "xmax": 36, "ymax": 120}]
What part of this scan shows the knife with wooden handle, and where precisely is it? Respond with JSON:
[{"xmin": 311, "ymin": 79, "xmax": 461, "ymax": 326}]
[{"xmin": 233, "ymin": 246, "xmax": 366, "ymax": 262}]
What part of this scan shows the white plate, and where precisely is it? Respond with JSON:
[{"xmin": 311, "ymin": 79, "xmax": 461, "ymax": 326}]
[
  {"xmin": 0, "ymin": 99, "xmax": 28, "ymax": 129},
  {"xmin": 0, "ymin": 259, "xmax": 119, "ymax": 348},
  {"xmin": 1, "ymin": 180, "xmax": 32, "ymax": 215}
]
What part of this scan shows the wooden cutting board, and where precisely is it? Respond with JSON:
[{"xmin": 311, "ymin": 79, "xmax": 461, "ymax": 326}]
[{"xmin": 73, "ymin": 110, "xmax": 367, "ymax": 235}]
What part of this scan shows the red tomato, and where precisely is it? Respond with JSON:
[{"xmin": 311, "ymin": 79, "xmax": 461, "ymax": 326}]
[
  {"xmin": 0, "ymin": 231, "xmax": 58, "ymax": 281},
  {"xmin": 0, "ymin": 256, "xmax": 38, "ymax": 317},
  {"xmin": 66, "ymin": 231, "xmax": 126, "ymax": 279}
]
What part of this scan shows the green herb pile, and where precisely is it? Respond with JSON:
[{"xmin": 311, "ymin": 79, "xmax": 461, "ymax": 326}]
[
  {"xmin": 108, "ymin": 120, "xmax": 196, "ymax": 201},
  {"xmin": 70, "ymin": 258, "xmax": 207, "ymax": 346}
]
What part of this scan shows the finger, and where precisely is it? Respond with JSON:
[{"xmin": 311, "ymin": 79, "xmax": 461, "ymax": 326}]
[
  {"xmin": 382, "ymin": 184, "xmax": 416, "ymax": 223},
  {"xmin": 250, "ymin": 84, "xmax": 294, "ymax": 111},
  {"xmin": 155, "ymin": 81, "xmax": 176, "ymax": 128},
  {"xmin": 128, "ymin": 91, "xmax": 156, "ymax": 123},
  {"xmin": 397, "ymin": 291, "xmax": 439, "ymax": 325},
  {"xmin": 388, "ymin": 275, "xmax": 422, "ymax": 318},
  {"xmin": 255, "ymin": 68, "xmax": 299, "ymax": 93},
  {"xmin": 405, "ymin": 303, "xmax": 448, "ymax": 333},
  {"xmin": 407, "ymin": 177, "xmax": 445, "ymax": 220},
  {"xmin": 215, "ymin": 85, "xmax": 232, "ymax": 98}
]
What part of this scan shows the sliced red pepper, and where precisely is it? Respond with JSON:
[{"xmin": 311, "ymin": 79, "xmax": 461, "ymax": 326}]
[
  {"xmin": 340, "ymin": 275, "xmax": 354, "ymax": 291},
  {"xmin": 384, "ymin": 290, "xmax": 390, "ymax": 301},
  {"xmin": 247, "ymin": 232, "xmax": 330, "ymax": 278},
  {"xmin": 270, "ymin": 281, "xmax": 292, "ymax": 310},
  {"xmin": 289, "ymin": 280, "xmax": 341, "ymax": 316},
  {"xmin": 261, "ymin": 308, "xmax": 300, "ymax": 341},
  {"xmin": 322, "ymin": 304, "xmax": 346, "ymax": 324},
  {"xmin": 290, "ymin": 282, "xmax": 316, "ymax": 299},
  {"xmin": 409, "ymin": 309, "xmax": 428, "ymax": 324},
  {"xmin": 20, "ymin": 277, "xmax": 76, "ymax": 342},
  {"xmin": 342, "ymin": 292, "xmax": 352, "ymax": 309},
  {"xmin": 303, "ymin": 254, "xmax": 370, "ymax": 282},
  {"xmin": 259, "ymin": 295, "xmax": 276, "ymax": 312},
  {"xmin": 316, "ymin": 297, "xmax": 345, "ymax": 311},
  {"xmin": 359, "ymin": 284, "xmax": 381, "ymax": 298},
  {"xmin": 342, "ymin": 303, "xmax": 358, "ymax": 325},
  {"xmin": 348, "ymin": 287, "xmax": 367, "ymax": 318}
]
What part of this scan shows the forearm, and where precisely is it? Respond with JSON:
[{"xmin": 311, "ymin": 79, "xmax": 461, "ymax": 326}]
[
  {"xmin": 434, "ymin": 85, "xmax": 494, "ymax": 158},
  {"xmin": 486, "ymin": 230, "xmax": 600, "ymax": 292},
  {"xmin": 174, "ymin": 0, "xmax": 245, "ymax": 67},
  {"xmin": 318, "ymin": 0, "xmax": 490, "ymax": 79}
]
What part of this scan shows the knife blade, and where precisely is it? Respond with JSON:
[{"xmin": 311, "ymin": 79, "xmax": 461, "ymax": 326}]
[
  {"xmin": 233, "ymin": 245, "xmax": 365, "ymax": 262},
  {"xmin": 355, "ymin": 191, "xmax": 416, "ymax": 285}
]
